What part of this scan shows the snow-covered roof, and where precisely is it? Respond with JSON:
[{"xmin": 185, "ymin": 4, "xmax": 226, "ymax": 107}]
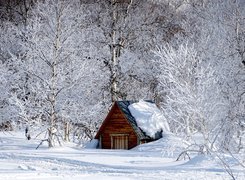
[
  {"xmin": 128, "ymin": 100, "xmax": 170, "ymax": 138},
  {"xmin": 116, "ymin": 101, "xmax": 152, "ymax": 140},
  {"xmin": 116, "ymin": 100, "xmax": 168, "ymax": 140}
]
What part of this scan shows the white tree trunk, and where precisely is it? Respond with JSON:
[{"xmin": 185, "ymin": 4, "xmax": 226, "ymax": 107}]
[{"xmin": 64, "ymin": 122, "xmax": 70, "ymax": 142}]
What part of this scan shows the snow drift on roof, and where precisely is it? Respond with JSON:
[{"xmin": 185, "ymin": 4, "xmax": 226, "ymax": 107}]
[{"xmin": 128, "ymin": 100, "xmax": 170, "ymax": 138}]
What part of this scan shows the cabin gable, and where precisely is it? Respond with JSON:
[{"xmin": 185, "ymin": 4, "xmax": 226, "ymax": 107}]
[{"xmin": 95, "ymin": 103, "xmax": 138, "ymax": 149}]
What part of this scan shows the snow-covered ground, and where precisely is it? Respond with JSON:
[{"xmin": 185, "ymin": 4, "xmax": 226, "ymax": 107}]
[{"xmin": 0, "ymin": 132, "xmax": 244, "ymax": 180}]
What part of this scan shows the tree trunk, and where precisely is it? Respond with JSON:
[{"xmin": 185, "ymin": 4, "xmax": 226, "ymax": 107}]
[
  {"xmin": 48, "ymin": 5, "xmax": 61, "ymax": 147},
  {"xmin": 64, "ymin": 122, "xmax": 70, "ymax": 142},
  {"xmin": 48, "ymin": 127, "xmax": 55, "ymax": 147},
  {"xmin": 110, "ymin": 0, "xmax": 119, "ymax": 102}
]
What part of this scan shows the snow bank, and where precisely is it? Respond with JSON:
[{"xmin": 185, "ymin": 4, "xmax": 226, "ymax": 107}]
[
  {"xmin": 133, "ymin": 134, "xmax": 187, "ymax": 158},
  {"xmin": 128, "ymin": 100, "xmax": 170, "ymax": 138},
  {"xmin": 84, "ymin": 139, "xmax": 98, "ymax": 149}
]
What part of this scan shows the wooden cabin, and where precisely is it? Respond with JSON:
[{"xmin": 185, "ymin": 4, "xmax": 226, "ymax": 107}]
[{"xmin": 95, "ymin": 101, "xmax": 162, "ymax": 150}]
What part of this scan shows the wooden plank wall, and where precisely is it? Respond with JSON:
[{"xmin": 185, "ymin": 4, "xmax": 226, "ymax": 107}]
[{"xmin": 100, "ymin": 105, "xmax": 138, "ymax": 149}]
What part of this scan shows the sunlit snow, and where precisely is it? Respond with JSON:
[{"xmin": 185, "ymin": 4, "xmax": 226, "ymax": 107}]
[
  {"xmin": 0, "ymin": 132, "xmax": 244, "ymax": 180},
  {"xmin": 128, "ymin": 100, "xmax": 170, "ymax": 138}
]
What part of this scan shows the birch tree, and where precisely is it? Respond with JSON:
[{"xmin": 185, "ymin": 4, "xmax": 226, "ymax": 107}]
[
  {"xmin": 80, "ymin": 0, "xmax": 183, "ymax": 102},
  {"xmin": 12, "ymin": 0, "xmax": 94, "ymax": 147}
]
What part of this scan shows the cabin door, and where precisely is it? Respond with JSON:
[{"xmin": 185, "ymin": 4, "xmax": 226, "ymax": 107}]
[{"xmin": 111, "ymin": 134, "xmax": 128, "ymax": 149}]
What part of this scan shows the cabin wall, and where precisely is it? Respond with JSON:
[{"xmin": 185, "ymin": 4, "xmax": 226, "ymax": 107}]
[{"xmin": 99, "ymin": 106, "xmax": 138, "ymax": 149}]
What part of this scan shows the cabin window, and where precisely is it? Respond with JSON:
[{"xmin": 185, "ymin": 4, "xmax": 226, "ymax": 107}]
[{"xmin": 110, "ymin": 134, "xmax": 129, "ymax": 150}]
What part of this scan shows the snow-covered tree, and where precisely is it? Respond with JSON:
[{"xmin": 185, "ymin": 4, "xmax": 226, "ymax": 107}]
[
  {"xmin": 219, "ymin": 0, "xmax": 245, "ymax": 152},
  {"xmin": 0, "ymin": 0, "xmax": 34, "ymax": 26},
  {"xmin": 11, "ymin": 0, "xmax": 99, "ymax": 147},
  {"xmin": 190, "ymin": 0, "xmax": 244, "ymax": 152},
  {"xmin": 0, "ymin": 21, "xmax": 22, "ymax": 129},
  {"xmin": 154, "ymin": 43, "xmax": 226, "ymax": 150},
  {"xmin": 80, "ymin": 0, "xmax": 183, "ymax": 102}
]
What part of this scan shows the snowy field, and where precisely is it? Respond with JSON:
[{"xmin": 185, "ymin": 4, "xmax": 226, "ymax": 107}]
[{"xmin": 0, "ymin": 132, "xmax": 244, "ymax": 180}]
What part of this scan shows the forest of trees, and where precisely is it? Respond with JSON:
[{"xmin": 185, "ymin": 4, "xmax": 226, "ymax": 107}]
[{"xmin": 0, "ymin": 0, "xmax": 244, "ymax": 157}]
